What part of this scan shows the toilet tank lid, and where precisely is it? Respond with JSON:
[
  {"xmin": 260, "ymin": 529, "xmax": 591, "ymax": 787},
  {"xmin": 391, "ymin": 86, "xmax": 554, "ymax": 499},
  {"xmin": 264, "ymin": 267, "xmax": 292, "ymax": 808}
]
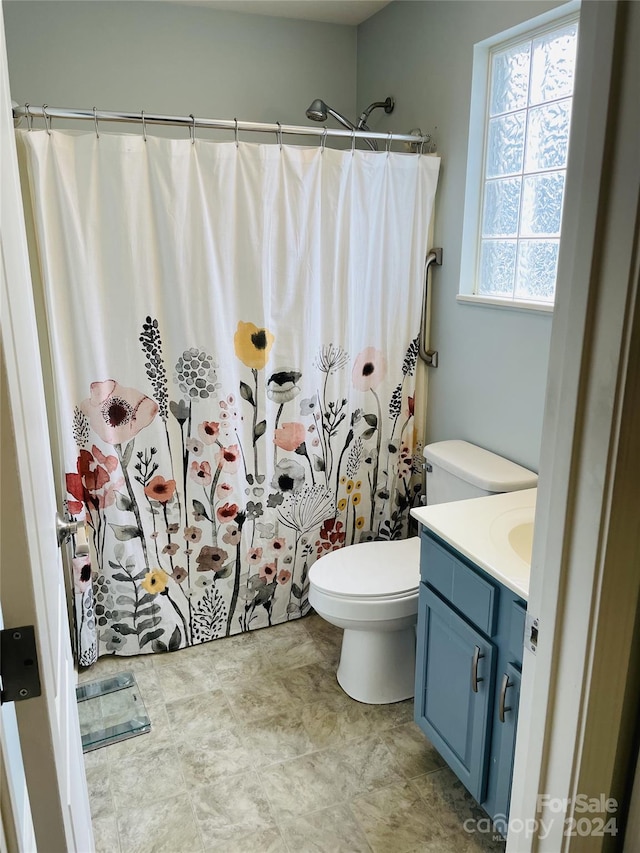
[{"xmin": 423, "ymin": 440, "xmax": 538, "ymax": 492}]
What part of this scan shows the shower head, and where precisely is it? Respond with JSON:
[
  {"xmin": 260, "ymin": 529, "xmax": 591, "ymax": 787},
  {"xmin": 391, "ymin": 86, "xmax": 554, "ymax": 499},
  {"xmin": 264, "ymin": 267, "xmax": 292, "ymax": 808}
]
[
  {"xmin": 305, "ymin": 99, "xmax": 357, "ymax": 132},
  {"xmin": 305, "ymin": 96, "xmax": 395, "ymax": 152}
]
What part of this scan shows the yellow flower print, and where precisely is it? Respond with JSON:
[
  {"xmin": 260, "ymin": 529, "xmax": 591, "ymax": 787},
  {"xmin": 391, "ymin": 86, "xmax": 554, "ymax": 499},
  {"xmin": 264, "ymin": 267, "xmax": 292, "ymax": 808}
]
[
  {"xmin": 355, "ymin": 517, "xmax": 365, "ymax": 529},
  {"xmin": 337, "ymin": 498, "xmax": 348, "ymax": 512},
  {"xmin": 234, "ymin": 322, "xmax": 275, "ymax": 370},
  {"xmin": 352, "ymin": 492, "xmax": 361, "ymax": 506},
  {"xmin": 345, "ymin": 479, "xmax": 354, "ymax": 494},
  {"xmin": 340, "ymin": 476, "xmax": 346, "ymax": 485},
  {"xmin": 141, "ymin": 569, "xmax": 169, "ymax": 595},
  {"xmin": 355, "ymin": 480, "xmax": 362, "ymax": 490}
]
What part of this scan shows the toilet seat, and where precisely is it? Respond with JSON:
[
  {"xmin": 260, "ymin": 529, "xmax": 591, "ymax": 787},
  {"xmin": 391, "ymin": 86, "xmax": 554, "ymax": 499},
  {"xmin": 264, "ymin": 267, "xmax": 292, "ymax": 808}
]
[
  {"xmin": 309, "ymin": 536, "xmax": 420, "ymax": 599},
  {"xmin": 309, "ymin": 536, "xmax": 421, "ymax": 623}
]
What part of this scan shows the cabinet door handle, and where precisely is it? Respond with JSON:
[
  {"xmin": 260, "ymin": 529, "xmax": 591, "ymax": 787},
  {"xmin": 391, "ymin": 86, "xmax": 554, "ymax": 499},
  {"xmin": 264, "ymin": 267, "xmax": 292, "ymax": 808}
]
[
  {"xmin": 471, "ymin": 645, "xmax": 485, "ymax": 693},
  {"xmin": 499, "ymin": 673, "xmax": 513, "ymax": 722}
]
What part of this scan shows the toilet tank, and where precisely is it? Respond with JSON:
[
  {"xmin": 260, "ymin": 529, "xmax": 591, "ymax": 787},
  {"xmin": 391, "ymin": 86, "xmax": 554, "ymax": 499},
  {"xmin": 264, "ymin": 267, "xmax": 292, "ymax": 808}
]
[{"xmin": 423, "ymin": 440, "xmax": 538, "ymax": 505}]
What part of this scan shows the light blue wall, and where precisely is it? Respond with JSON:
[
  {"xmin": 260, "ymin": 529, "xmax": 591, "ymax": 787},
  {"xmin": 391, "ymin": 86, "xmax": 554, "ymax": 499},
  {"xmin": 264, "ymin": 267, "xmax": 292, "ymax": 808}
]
[
  {"xmin": 3, "ymin": 1, "xmax": 357, "ymax": 139},
  {"xmin": 357, "ymin": 0, "xmax": 568, "ymax": 471},
  {"xmin": 4, "ymin": 0, "xmax": 565, "ymax": 472}
]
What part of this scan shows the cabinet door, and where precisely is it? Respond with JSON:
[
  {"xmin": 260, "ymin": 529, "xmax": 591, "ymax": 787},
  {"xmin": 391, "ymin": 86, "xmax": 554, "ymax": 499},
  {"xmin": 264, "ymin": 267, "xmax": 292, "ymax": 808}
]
[
  {"xmin": 491, "ymin": 662, "xmax": 521, "ymax": 827},
  {"xmin": 415, "ymin": 585, "xmax": 496, "ymax": 802}
]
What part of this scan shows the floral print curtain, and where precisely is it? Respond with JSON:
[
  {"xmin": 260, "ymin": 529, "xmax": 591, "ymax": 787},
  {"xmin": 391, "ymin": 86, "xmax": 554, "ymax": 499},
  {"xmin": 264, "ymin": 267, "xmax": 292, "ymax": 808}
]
[{"xmin": 19, "ymin": 130, "xmax": 440, "ymax": 664}]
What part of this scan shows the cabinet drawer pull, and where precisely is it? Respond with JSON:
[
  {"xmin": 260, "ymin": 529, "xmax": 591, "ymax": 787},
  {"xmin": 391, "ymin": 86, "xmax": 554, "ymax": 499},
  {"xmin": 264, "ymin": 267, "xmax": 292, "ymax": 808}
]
[
  {"xmin": 471, "ymin": 645, "xmax": 485, "ymax": 693},
  {"xmin": 499, "ymin": 673, "xmax": 513, "ymax": 722}
]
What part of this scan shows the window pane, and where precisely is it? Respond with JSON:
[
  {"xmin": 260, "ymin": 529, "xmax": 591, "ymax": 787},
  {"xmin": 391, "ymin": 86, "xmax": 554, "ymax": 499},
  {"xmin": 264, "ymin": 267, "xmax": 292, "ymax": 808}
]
[
  {"xmin": 524, "ymin": 100, "xmax": 572, "ymax": 171},
  {"xmin": 486, "ymin": 112, "xmax": 526, "ymax": 177},
  {"xmin": 490, "ymin": 43, "xmax": 531, "ymax": 116},
  {"xmin": 530, "ymin": 24, "xmax": 578, "ymax": 106},
  {"xmin": 520, "ymin": 172, "xmax": 565, "ymax": 237},
  {"xmin": 478, "ymin": 240, "xmax": 517, "ymax": 297},
  {"xmin": 482, "ymin": 178, "xmax": 522, "ymax": 237},
  {"xmin": 515, "ymin": 239, "xmax": 559, "ymax": 301}
]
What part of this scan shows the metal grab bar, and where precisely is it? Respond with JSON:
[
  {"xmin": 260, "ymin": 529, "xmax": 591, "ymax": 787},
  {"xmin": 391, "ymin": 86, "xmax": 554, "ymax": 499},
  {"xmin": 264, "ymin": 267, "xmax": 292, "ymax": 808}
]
[{"xmin": 418, "ymin": 247, "xmax": 442, "ymax": 365}]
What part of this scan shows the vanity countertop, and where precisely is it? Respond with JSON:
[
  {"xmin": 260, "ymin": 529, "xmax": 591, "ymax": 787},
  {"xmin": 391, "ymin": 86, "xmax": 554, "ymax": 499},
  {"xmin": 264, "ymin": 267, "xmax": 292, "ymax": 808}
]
[{"xmin": 410, "ymin": 488, "xmax": 536, "ymax": 600}]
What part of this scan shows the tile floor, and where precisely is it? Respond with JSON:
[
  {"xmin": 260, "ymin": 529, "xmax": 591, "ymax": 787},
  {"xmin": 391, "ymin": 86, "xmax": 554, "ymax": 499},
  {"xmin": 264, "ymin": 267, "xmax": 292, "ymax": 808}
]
[{"xmin": 79, "ymin": 614, "xmax": 506, "ymax": 853}]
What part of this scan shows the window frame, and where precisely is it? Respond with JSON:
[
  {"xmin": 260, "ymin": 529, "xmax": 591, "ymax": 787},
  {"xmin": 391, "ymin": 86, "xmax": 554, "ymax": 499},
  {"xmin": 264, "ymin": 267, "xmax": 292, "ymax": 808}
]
[{"xmin": 458, "ymin": 1, "xmax": 580, "ymax": 313}]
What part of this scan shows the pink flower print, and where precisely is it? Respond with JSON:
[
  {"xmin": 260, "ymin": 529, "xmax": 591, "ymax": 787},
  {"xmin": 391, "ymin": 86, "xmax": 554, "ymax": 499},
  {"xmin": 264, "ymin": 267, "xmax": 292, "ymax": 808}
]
[
  {"xmin": 196, "ymin": 546, "xmax": 229, "ymax": 573},
  {"xmin": 277, "ymin": 569, "xmax": 291, "ymax": 586},
  {"xmin": 72, "ymin": 556, "xmax": 92, "ymax": 593},
  {"xmin": 216, "ymin": 502, "xmax": 239, "ymax": 522},
  {"xmin": 144, "ymin": 476, "xmax": 176, "ymax": 503},
  {"xmin": 247, "ymin": 547, "xmax": 263, "ymax": 563},
  {"xmin": 215, "ymin": 444, "xmax": 240, "ymax": 474},
  {"xmin": 190, "ymin": 460, "xmax": 212, "ymax": 486},
  {"xmin": 271, "ymin": 537, "xmax": 286, "ymax": 553},
  {"xmin": 198, "ymin": 421, "xmax": 220, "ymax": 444},
  {"xmin": 222, "ymin": 525, "xmax": 241, "ymax": 546},
  {"xmin": 186, "ymin": 438, "xmax": 204, "ymax": 456},
  {"xmin": 81, "ymin": 380, "xmax": 158, "ymax": 445},
  {"xmin": 217, "ymin": 482, "xmax": 234, "ymax": 499},
  {"xmin": 273, "ymin": 422, "xmax": 306, "ymax": 452},
  {"xmin": 259, "ymin": 562, "xmax": 277, "ymax": 581},
  {"xmin": 162, "ymin": 543, "xmax": 179, "ymax": 556},
  {"xmin": 183, "ymin": 526, "xmax": 202, "ymax": 543},
  {"xmin": 166, "ymin": 523, "xmax": 180, "ymax": 534},
  {"xmin": 352, "ymin": 348, "xmax": 387, "ymax": 392}
]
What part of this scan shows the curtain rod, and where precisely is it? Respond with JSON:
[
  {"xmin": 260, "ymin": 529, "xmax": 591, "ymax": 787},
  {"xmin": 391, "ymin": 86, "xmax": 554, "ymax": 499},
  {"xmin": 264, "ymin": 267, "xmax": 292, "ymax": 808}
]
[{"xmin": 12, "ymin": 104, "xmax": 432, "ymax": 149}]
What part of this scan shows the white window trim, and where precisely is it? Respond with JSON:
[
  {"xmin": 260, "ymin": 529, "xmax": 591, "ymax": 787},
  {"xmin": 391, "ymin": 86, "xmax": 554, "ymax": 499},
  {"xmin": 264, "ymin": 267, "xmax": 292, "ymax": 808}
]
[{"xmin": 458, "ymin": 0, "xmax": 581, "ymax": 312}]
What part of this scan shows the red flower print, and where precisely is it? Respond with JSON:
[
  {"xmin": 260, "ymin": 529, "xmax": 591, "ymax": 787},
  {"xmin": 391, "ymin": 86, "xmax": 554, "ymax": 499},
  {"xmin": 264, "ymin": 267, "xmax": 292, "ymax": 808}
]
[
  {"xmin": 352, "ymin": 348, "xmax": 387, "ymax": 392},
  {"xmin": 66, "ymin": 445, "xmax": 123, "ymax": 513},
  {"xmin": 198, "ymin": 421, "xmax": 220, "ymax": 444},
  {"xmin": 271, "ymin": 537, "xmax": 286, "ymax": 552},
  {"xmin": 190, "ymin": 460, "xmax": 212, "ymax": 486},
  {"xmin": 273, "ymin": 422, "xmax": 306, "ymax": 452},
  {"xmin": 276, "ymin": 569, "xmax": 291, "ymax": 586},
  {"xmin": 316, "ymin": 518, "xmax": 346, "ymax": 556},
  {"xmin": 216, "ymin": 502, "xmax": 239, "ymax": 522},
  {"xmin": 215, "ymin": 444, "xmax": 240, "ymax": 474},
  {"xmin": 81, "ymin": 380, "xmax": 158, "ymax": 445},
  {"xmin": 144, "ymin": 476, "xmax": 176, "ymax": 503}
]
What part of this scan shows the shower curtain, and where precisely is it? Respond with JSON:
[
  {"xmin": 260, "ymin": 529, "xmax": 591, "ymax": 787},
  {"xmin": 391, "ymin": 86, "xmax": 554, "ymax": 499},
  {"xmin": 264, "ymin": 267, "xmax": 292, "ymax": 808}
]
[{"xmin": 19, "ymin": 129, "xmax": 440, "ymax": 665}]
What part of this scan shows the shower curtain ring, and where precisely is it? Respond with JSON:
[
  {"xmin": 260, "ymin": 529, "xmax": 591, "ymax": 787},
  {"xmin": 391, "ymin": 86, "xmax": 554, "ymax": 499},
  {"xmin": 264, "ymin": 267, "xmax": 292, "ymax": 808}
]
[
  {"xmin": 386, "ymin": 132, "xmax": 392, "ymax": 153},
  {"xmin": 189, "ymin": 114, "xmax": 196, "ymax": 145},
  {"xmin": 141, "ymin": 110, "xmax": 147, "ymax": 142},
  {"xmin": 321, "ymin": 127, "xmax": 327, "ymax": 153},
  {"xmin": 42, "ymin": 104, "xmax": 51, "ymax": 135},
  {"xmin": 234, "ymin": 118, "xmax": 239, "ymax": 147},
  {"xmin": 351, "ymin": 128, "xmax": 356, "ymax": 153},
  {"xmin": 276, "ymin": 121, "xmax": 283, "ymax": 150},
  {"xmin": 93, "ymin": 107, "xmax": 100, "ymax": 139},
  {"xmin": 25, "ymin": 102, "xmax": 33, "ymax": 131}
]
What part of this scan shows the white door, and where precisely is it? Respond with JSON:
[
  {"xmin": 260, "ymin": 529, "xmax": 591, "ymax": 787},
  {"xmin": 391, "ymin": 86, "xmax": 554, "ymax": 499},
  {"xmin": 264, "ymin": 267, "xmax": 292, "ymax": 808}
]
[{"xmin": 0, "ymin": 7, "xmax": 93, "ymax": 852}]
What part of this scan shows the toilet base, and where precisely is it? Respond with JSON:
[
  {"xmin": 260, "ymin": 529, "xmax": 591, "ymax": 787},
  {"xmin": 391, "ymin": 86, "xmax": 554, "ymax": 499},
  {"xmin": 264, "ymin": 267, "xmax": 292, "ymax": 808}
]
[{"xmin": 336, "ymin": 625, "xmax": 416, "ymax": 704}]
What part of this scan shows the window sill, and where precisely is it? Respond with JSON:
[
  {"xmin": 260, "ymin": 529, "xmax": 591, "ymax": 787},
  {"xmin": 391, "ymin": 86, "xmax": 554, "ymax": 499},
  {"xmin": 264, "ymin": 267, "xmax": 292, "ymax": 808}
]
[{"xmin": 456, "ymin": 294, "xmax": 554, "ymax": 315}]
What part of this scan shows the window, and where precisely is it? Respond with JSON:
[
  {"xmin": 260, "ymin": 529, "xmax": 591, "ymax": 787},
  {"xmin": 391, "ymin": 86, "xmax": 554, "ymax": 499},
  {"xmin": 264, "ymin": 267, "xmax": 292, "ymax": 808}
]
[{"xmin": 459, "ymin": 5, "xmax": 579, "ymax": 310}]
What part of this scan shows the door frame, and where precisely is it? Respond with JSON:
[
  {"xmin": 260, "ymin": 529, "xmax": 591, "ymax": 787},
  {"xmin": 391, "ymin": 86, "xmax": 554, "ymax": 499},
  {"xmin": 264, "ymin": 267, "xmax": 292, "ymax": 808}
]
[
  {"xmin": 0, "ymin": 5, "xmax": 93, "ymax": 851},
  {"xmin": 508, "ymin": 1, "xmax": 640, "ymax": 850}
]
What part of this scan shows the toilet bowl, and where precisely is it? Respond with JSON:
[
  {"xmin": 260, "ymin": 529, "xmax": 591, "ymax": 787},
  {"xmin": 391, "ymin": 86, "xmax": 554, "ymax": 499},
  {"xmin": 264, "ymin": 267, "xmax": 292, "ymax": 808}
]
[{"xmin": 308, "ymin": 536, "xmax": 421, "ymax": 704}]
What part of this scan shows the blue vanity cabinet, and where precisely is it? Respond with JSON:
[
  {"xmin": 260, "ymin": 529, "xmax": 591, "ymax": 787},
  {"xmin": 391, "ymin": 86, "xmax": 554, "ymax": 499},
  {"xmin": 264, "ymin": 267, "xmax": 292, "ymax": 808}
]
[{"xmin": 414, "ymin": 531, "xmax": 526, "ymax": 827}]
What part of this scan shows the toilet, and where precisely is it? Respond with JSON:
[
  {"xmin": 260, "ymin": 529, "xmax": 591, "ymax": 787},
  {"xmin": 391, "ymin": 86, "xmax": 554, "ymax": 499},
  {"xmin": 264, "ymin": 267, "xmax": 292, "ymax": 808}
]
[{"xmin": 308, "ymin": 440, "xmax": 538, "ymax": 704}]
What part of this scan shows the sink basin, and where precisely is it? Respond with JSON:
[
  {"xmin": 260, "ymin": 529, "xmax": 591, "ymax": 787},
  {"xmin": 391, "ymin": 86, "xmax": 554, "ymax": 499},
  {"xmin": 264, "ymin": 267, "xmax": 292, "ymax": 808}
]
[
  {"xmin": 508, "ymin": 521, "xmax": 534, "ymax": 564},
  {"xmin": 489, "ymin": 507, "xmax": 535, "ymax": 566}
]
